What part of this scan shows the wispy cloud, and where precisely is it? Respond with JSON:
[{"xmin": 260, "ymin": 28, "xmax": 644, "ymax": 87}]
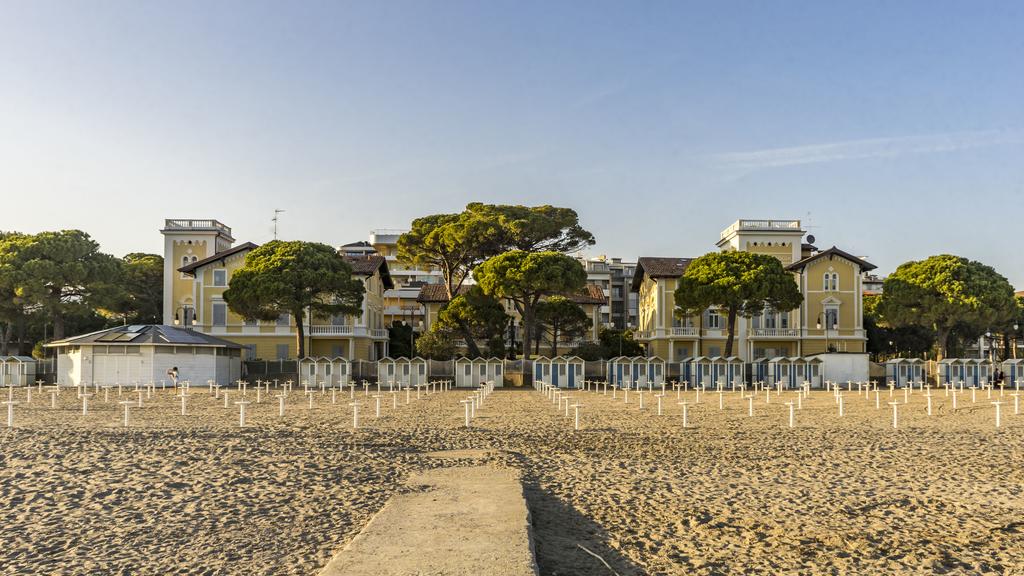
[{"xmin": 708, "ymin": 128, "xmax": 1024, "ymax": 173}]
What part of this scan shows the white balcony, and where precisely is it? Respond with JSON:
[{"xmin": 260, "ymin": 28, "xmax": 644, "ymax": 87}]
[
  {"xmin": 720, "ymin": 219, "xmax": 802, "ymax": 240},
  {"xmin": 163, "ymin": 219, "xmax": 232, "ymax": 236},
  {"xmin": 308, "ymin": 325, "xmax": 389, "ymax": 339},
  {"xmin": 750, "ymin": 328, "xmax": 800, "ymax": 338}
]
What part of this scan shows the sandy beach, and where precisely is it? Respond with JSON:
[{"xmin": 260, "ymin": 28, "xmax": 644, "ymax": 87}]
[{"xmin": 0, "ymin": 383, "xmax": 1021, "ymax": 575}]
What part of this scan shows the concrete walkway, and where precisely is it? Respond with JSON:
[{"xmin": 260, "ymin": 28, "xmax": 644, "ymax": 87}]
[{"xmin": 318, "ymin": 465, "xmax": 538, "ymax": 576}]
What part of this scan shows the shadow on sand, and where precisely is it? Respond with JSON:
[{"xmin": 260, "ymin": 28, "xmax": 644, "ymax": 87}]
[{"xmin": 522, "ymin": 481, "xmax": 643, "ymax": 576}]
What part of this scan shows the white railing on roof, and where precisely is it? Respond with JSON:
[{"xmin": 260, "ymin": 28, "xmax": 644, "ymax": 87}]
[
  {"xmin": 720, "ymin": 219, "xmax": 802, "ymax": 239},
  {"xmin": 163, "ymin": 219, "xmax": 232, "ymax": 235}
]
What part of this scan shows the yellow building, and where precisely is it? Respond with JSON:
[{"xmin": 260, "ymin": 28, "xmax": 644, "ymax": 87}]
[
  {"xmin": 161, "ymin": 219, "xmax": 393, "ymax": 361},
  {"xmin": 417, "ymin": 284, "xmax": 607, "ymax": 357},
  {"xmin": 633, "ymin": 219, "xmax": 875, "ymax": 362}
]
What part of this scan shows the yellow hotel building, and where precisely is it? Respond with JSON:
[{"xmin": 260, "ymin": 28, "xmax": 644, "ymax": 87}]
[
  {"xmin": 633, "ymin": 219, "xmax": 875, "ymax": 362},
  {"xmin": 161, "ymin": 219, "xmax": 392, "ymax": 361}
]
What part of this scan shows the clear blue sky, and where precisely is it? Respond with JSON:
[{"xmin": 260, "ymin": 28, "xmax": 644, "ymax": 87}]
[{"xmin": 2, "ymin": 1, "xmax": 1022, "ymax": 286}]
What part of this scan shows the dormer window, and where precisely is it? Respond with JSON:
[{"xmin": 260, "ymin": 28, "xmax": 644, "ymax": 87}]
[{"xmin": 213, "ymin": 269, "xmax": 227, "ymax": 287}]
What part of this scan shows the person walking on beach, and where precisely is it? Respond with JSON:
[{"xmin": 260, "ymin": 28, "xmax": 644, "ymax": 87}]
[{"xmin": 167, "ymin": 366, "xmax": 179, "ymax": 391}]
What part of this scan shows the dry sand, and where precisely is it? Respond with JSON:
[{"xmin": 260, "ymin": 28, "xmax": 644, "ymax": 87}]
[{"xmin": 0, "ymin": 383, "xmax": 1021, "ymax": 575}]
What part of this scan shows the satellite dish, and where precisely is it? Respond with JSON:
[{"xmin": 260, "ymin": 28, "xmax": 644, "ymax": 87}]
[{"xmin": 806, "ymin": 234, "xmax": 816, "ymax": 244}]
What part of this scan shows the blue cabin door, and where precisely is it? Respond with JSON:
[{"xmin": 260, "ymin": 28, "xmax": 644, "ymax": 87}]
[{"xmin": 568, "ymin": 363, "xmax": 576, "ymax": 388}]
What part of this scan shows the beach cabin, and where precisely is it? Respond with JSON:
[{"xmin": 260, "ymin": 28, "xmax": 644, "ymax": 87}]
[
  {"xmin": 45, "ymin": 325, "xmax": 242, "ymax": 387},
  {"xmin": 455, "ymin": 357, "xmax": 504, "ymax": 388},
  {"xmin": 299, "ymin": 357, "xmax": 351, "ymax": 387},
  {"xmin": 640, "ymin": 356, "xmax": 666, "ymax": 388},
  {"xmin": 378, "ymin": 357, "xmax": 428, "ymax": 387},
  {"xmin": 936, "ymin": 358, "xmax": 964, "ymax": 387},
  {"xmin": 749, "ymin": 358, "xmax": 769, "ymax": 386},
  {"xmin": 690, "ymin": 356, "xmax": 713, "ymax": 388},
  {"xmin": 803, "ymin": 357, "xmax": 824, "ymax": 388},
  {"xmin": 0, "ymin": 356, "xmax": 36, "ymax": 387},
  {"xmin": 767, "ymin": 357, "xmax": 823, "ymax": 389},
  {"xmin": 708, "ymin": 356, "xmax": 744, "ymax": 389},
  {"xmin": 679, "ymin": 357, "xmax": 693, "ymax": 386},
  {"xmin": 1002, "ymin": 359, "xmax": 1024, "ymax": 388},
  {"xmin": 606, "ymin": 356, "xmax": 628, "ymax": 388},
  {"xmin": 548, "ymin": 356, "xmax": 584, "ymax": 389},
  {"xmin": 885, "ymin": 358, "xmax": 924, "ymax": 388},
  {"xmin": 534, "ymin": 356, "xmax": 553, "ymax": 386}
]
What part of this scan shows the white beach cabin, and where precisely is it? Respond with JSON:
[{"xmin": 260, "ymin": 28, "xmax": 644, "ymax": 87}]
[
  {"xmin": 885, "ymin": 358, "xmax": 924, "ymax": 388},
  {"xmin": 378, "ymin": 357, "xmax": 429, "ymax": 387},
  {"xmin": 298, "ymin": 356, "xmax": 351, "ymax": 387},
  {"xmin": 0, "ymin": 356, "xmax": 36, "ymax": 387}
]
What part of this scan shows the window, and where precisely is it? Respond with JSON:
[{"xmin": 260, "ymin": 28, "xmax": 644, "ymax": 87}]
[
  {"xmin": 212, "ymin": 303, "xmax": 227, "ymax": 326},
  {"xmin": 675, "ymin": 347, "xmax": 689, "ymax": 360},
  {"xmin": 480, "ymin": 364, "xmax": 486, "ymax": 376},
  {"xmin": 705, "ymin": 309, "xmax": 722, "ymax": 329},
  {"xmin": 276, "ymin": 344, "xmax": 289, "ymax": 360},
  {"xmin": 213, "ymin": 269, "xmax": 227, "ymax": 287},
  {"xmin": 243, "ymin": 344, "xmax": 257, "ymax": 360},
  {"xmin": 823, "ymin": 272, "xmax": 839, "ymax": 291},
  {"xmin": 708, "ymin": 346, "xmax": 721, "ymax": 357},
  {"xmin": 277, "ymin": 313, "xmax": 290, "ymax": 326},
  {"xmin": 464, "ymin": 364, "xmax": 472, "ymax": 376}
]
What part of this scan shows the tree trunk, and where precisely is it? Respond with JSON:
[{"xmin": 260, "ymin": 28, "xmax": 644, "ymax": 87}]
[
  {"xmin": 935, "ymin": 326, "xmax": 949, "ymax": 361},
  {"xmin": 550, "ymin": 324, "xmax": 559, "ymax": 357},
  {"xmin": 724, "ymin": 307, "xmax": 738, "ymax": 357},
  {"xmin": 295, "ymin": 309, "xmax": 306, "ymax": 359},
  {"xmin": 0, "ymin": 322, "xmax": 11, "ymax": 356},
  {"xmin": 457, "ymin": 320, "xmax": 482, "ymax": 357},
  {"xmin": 52, "ymin": 310, "xmax": 65, "ymax": 341},
  {"xmin": 521, "ymin": 304, "xmax": 533, "ymax": 359}
]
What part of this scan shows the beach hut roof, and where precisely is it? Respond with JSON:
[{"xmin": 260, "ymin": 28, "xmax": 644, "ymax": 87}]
[
  {"xmin": 692, "ymin": 355, "xmax": 710, "ymax": 362},
  {"xmin": 1003, "ymin": 358, "xmax": 1024, "ymax": 365},
  {"xmin": 678, "ymin": 357, "xmax": 694, "ymax": 363},
  {"xmin": 647, "ymin": 355, "xmax": 664, "ymax": 362},
  {"xmin": 708, "ymin": 356, "xmax": 724, "ymax": 362},
  {"xmin": 534, "ymin": 355, "xmax": 551, "ymax": 362},
  {"xmin": 938, "ymin": 358, "xmax": 956, "ymax": 364},
  {"xmin": 0, "ymin": 356, "xmax": 35, "ymax": 362},
  {"xmin": 725, "ymin": 356, "xmax": 743, "ymax": 362},
  {"xmin": 768, "ymin": 356, "xmax": 788, "ymax": 362},
  {"xmin": 46, "ymin": 324, "xmax": 242, "ymax": 349}
]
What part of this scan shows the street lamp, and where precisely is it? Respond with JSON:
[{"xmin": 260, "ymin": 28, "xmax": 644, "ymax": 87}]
[
  {"xmin": 173, "ymin": 305, "xmax": 194, "ymax": 327},
  {"xmin": 816, "ymin": 313, "xmax": 835, "ymax": 353}
]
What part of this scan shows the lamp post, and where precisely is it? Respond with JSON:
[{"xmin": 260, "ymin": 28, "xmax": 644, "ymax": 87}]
[
  {"xmin": 173, "ymin": 305, "xmax": 194, "ymax": 327},
  {"xmin": 816, "ymin": 313, "xmax": 834, "ymax": 353}
]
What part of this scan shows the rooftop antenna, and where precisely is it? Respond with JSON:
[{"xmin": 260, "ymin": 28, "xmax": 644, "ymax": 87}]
[{"xmin": 272, "ymin": 209, "xmax": 285, "ymax": 240}]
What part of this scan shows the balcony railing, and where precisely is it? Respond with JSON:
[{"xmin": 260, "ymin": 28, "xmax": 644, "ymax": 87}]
[
  {"xmin": 671, "ymin": 327, "xmax": 699, "ymax": 336},
  {"xmin": 750, "ymin": 328, "xmax": 800, "ymax": 338},
  {"xmin": 163, "ymin": 219, "xmax": 232, "ymax": 236},
  {"xmin": 720, "ymin": 219, "xmax": 801, "ymax": 239},
  {"xmin": 308, "ymin": 325, "xmax": 389, "ymax": 339}
]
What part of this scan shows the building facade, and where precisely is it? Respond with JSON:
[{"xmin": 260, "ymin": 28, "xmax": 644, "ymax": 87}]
[
  {"xmin": 633, "ymin": 219, "xmax": 875, "ymax": 362},
  {"xmin": 161, "ymin": 219, "xmax": 392, "ymax": 362},
  {"xmin": 577, "ymin": 256, "xmax": 638, "ymax": 330}
]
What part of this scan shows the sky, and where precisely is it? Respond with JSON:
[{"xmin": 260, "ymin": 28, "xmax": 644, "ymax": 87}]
[{"xmin": 1, "ymin": 1, "xmax": 1022, "ymax": 287}]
